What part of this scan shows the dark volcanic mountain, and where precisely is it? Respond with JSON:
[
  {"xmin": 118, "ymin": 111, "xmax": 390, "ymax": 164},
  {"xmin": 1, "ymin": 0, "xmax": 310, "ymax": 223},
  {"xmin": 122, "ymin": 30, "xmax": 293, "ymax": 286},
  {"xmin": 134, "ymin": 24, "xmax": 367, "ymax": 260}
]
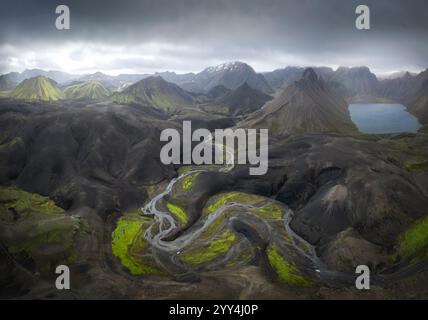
[
  {"xmin": 264, "ymin": 66, "xmax": 334, "ymax": 91},
  {"xmin": 408, "ymin": 79, "xmax": 428, "ymax": 125},
  {"xmin": 263, "ymin": 67, "xmax": 305, "ymax": 91},
  {"xmin": 328, "ymin": 66, "xmax": 379, "ymax": 98},
  {"xmin": 112, "ymin": 76, "xmax": 194, "ymax": 111},
  {"xmin": 241, "ymin": 68, "xmax": 357, "ymax": 135},
  {"xmin": 180, "ymin": 62, "xmax": 273, "ymax": 94},
  {"xmin": 201, "ymin": 82, "xmax": 272, "ymax": 116},
  {"xmin": 154, "ymin": 71, "xmax": 196, "ymax": 85},
  {"xmin": 379, "ymin": 71, "xmax": 418, "ymax": 102},
  {"xmin": 206, "ymin": 85, "xmax": 231, "ymax": 99},
  {"xmin": 376, "ymin": 68, "xmax": 428, "ymax": 124}
]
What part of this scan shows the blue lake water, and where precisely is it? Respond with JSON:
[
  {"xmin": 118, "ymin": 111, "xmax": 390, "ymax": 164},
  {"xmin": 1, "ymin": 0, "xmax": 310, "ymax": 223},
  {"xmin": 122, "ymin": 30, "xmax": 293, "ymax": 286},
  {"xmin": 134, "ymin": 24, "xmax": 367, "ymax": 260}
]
[{"xmin": 348, "ymin": 104, "xmax": 421, "ymax": 134}]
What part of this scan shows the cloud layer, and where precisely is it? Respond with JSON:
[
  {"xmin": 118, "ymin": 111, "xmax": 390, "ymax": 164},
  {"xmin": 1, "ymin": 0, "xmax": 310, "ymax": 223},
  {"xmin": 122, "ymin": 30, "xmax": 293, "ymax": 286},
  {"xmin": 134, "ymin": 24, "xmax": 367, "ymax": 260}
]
[{"xmin": 0, "ymin": 0, "xmax": 427, "ymax": 75}]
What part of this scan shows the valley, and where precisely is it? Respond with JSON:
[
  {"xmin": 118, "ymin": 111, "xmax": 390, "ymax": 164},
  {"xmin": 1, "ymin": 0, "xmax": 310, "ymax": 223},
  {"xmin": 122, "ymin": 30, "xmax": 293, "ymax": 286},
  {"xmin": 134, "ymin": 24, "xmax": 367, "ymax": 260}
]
[{"xmin": 1, "ymin": 62, "xmax": 428, "ymax": 299}]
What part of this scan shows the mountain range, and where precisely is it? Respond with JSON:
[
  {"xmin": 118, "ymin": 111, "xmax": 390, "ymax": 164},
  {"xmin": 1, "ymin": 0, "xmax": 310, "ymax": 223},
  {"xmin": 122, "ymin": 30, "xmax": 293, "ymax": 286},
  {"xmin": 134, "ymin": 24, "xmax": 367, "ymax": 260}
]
[
  {"xmin": 1, "ymin": 62, "xmax": 428, "ymax": 129},
  {"xmin": 178, "ymin": 61, "xmax": 273, "ymax": 94},
  {"xmin": 2, "ymin": 62, "xmax": 428, "ymax": 299}
]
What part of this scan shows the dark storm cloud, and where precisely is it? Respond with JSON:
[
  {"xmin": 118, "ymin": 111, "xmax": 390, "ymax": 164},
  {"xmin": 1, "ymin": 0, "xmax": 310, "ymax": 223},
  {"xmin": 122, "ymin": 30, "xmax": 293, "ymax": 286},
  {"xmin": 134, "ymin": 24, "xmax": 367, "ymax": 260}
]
[{"xmin": 0, "ymin": 0, "xmax": 427, "ymax": 74}]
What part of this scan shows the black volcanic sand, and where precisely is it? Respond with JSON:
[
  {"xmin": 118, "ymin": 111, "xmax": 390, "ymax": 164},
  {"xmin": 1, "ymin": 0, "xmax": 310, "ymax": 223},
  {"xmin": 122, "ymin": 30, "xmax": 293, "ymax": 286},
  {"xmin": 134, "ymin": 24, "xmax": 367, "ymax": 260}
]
[{"xmin": 1, "ymin": 99, "xmax": 428, "ymax": 299}]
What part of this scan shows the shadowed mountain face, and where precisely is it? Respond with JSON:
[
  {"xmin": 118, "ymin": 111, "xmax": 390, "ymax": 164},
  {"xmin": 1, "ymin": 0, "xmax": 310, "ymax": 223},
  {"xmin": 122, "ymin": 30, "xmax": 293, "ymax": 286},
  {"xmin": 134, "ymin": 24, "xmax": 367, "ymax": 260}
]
[
  {"xmin": 241, "ymin": 68, "xmax": 358, "ymax": 135},
  {"xmin": 263, "ymin": 67, "xmax": 335, "ymax": 91},
  {"xmin": 328, "ymin": 66, "xmax": 379, "ymax": 98},
  {"xmin": 11, "ymin": 76, "xmax": 63, "ymax": 101},
  {"xmin": 200, "ymin": 82, "xmax": 272, "ymax": 116},
  {"xmin": 180, "ymin": 62, "xmax": 273, "ymax": 94},
  {"xmin": 409, "ymin": 80, "xmax": 428, "ymax": 125},
  {"xmin": 379, "ymin": 69, "xmax": 428, "ymax": 102},
  {"xmin": 206, "ymin": 85, "xmax": 231, "ymax": 99},
  {"xmin": 112, "ymin": 76, "xmax": 195, "ymax": 111},
  {"xmin": 0, "ymin": 100, "xmax": 176, "ymax": 213},
  {"xmin": 63, "ymin": 81, "xmax": 110, "ymax": 100}
]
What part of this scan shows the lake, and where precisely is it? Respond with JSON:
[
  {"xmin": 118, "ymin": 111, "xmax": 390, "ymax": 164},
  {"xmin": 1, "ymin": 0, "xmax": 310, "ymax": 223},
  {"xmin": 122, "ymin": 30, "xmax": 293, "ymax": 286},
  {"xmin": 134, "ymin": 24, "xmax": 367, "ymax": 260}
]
[{"xmin": 348, "ymin": 103, "xmax": 421, "ymax": 134}]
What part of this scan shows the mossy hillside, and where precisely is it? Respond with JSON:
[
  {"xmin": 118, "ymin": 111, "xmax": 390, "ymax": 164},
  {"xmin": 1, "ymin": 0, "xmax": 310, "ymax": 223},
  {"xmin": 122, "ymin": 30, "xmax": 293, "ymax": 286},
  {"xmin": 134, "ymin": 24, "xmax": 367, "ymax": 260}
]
[
  {"xmin": 111, "ymin": 209, "xmax": 165, "ymax": 276},
  {"xmin": 112, "ymin": 76, "xmax": 194, "ymax": 111},
  {"xmin": 0, "ymin": 186, "xmax": 64, "ymax": 219},
  {"xmin": 387, "ymin": 137, "xmax": 428, "ymax": 172},
  {"xmin": 11, "ymin": 76, "xmax": 63, "ymax": 101},
  {"xmin": 250, "ymin": 202, "xmax": 283, "ymax": 220},
  {"xmin": 396, "ymin": 214, "xmax": 428, "ymax": 263},
  {"xmin": 0, "ymin": 186, "xmax": 80, "ymax": 274},
  {"xmin": 267, "ymin": 244, "xmax": 313, "ymax": 287},
  {"xmin": 63, "ymin": 81, "xmax": 110, "ymax": 100},
  {"xmin": 180, "ymin": 229, "xmax": 237, "ymax": 265},
  {"xmin": 405, "ymin": 159, "xmax": 428, "ymax": 171}
]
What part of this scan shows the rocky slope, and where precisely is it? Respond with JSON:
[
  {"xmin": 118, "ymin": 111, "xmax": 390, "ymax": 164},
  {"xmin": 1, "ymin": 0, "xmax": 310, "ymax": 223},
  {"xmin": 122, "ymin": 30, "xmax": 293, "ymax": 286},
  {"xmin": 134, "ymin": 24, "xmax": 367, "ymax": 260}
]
[
  {"xmin": 241, "ymin": 68, "xmax": 358, "ymax": 135},
  {"xmin": 1, "ymin": 98, "xmax": 428, "ymax": 299},
  {"xmin": 200, "ymin": 82, "xmax": 272, "ymax": 116}
]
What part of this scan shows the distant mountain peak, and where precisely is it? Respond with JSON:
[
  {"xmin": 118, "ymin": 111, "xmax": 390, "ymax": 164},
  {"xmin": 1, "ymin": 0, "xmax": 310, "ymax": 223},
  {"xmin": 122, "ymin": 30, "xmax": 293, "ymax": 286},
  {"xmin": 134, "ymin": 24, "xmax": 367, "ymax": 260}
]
[
  {"xmin": 112, "ymin": 75, "xmax": 194, "ymax": 111},
  {"xmin": 11, "ymin": 75, "xmax": 63, "ymax": 101},
  {"xmin": 301, "ymin": 68, "xmax": 319, "ymax": 82},
  {"xmin": 204, "ymin": 61, "xmax": 252, "ymax": 73}
]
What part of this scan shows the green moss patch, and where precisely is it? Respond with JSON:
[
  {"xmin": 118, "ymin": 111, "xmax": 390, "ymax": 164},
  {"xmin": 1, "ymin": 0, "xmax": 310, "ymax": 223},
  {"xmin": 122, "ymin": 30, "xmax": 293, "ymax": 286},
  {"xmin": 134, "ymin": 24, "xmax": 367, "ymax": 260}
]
[
  {"xmin": 166, "ymin": 202, "xmax": 188, "ymax": 225},
  {"xmin": 111, "ymin": 210, "xmax": 165, "ymax": 276},
  {"xmin": 396, "ymin": 214, "xmax": 428, "ymax": 262},
  {"xmin": 181, "ymin": 172, "xmax": 200, "ymax": 191},
  {"xmin": 405, "ymin": 159, "xmax": 428, "ymax": 172},
  {"xmin": 0, "ymin": 186, "xmax": 64, "ymax": 219},
  {"xmin": 251, "ymin": 203, "xmax": 283, "ymax": 220},
  {"xmin": 181, "ymin": 229, "xmax": 237, "ymax": 265},
  {"xmin": 267, "ymin": 245, "xmax": 313, "ymax": 287},
  {"xmin": 205, "ymin": 192, "xmax": 264, "ymax": 215},
  {"xmin": 204, "ymin": 192, "xmax": 284, "ymax": 221}
]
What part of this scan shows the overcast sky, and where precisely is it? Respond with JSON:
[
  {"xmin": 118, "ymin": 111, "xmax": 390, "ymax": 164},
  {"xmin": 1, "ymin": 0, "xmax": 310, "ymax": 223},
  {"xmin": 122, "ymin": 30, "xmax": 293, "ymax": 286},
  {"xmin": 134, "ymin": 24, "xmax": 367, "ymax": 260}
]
[{"xmin": 0, "ymin": 0, "xmax": 427, "ymax": 75}]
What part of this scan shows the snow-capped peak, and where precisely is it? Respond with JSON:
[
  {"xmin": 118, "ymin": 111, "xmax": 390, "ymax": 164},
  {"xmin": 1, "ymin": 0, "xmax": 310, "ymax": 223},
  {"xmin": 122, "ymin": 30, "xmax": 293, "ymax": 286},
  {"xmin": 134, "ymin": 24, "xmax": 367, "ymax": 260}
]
[{"xmin": 204, "ymin": 61, "xmax": 247, "ymax": 73}]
